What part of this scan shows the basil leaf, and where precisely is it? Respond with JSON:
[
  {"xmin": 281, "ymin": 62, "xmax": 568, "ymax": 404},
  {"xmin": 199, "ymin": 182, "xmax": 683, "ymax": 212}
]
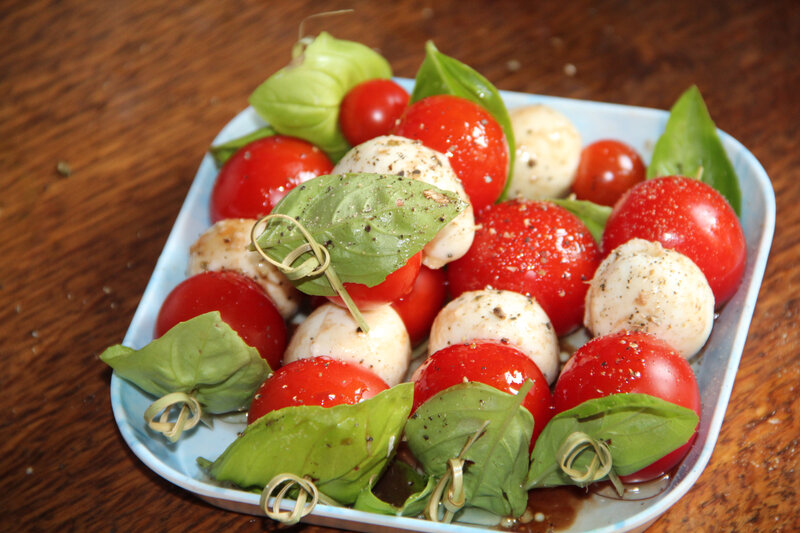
[
  {"xmin": 199, "ymin": 383, "xmax": 413, "ymax": 505},
  {"xmin": 548, "ymin": 198, "xmax": 612, "ymax": 244},
  {"xmin": 411, "ymin": 41, "xmax": 515, "ymax": 194},
  {"xmin": 647, "ymin": 85, "xmax": 741, "ymax": 214},
  {"xmin": 249, "ymin": 31, "xmax": 391, "ymax": 161},
  {"xmin": 254, "ymin": 173, "xmax": 467, "ymax": 296},
  {"xmin": 353, "ymin": 461, "xmax": 436, "ymax": 516},
  {"xmin": 526, "ymin": 393, "xmax": 699, "ymax": 489},
  {"xmin": 100, "ymin": 312, "xmax": 271, "ymax": 414},
  {"xmin": 209, "ymin": 125, "xmax": 276, "ymax": 167},
  {"xmin": 405, "ymin": 382, "xmax": 533, "ymax": 518}
]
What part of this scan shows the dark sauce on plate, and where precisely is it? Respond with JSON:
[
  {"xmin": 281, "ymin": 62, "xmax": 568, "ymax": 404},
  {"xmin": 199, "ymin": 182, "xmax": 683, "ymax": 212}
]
[
  {"xmin": 376, "ymin": 443, "xmax": 675, "ymax": 530},
  {"xmin": 372, "ymin": 443, "xmax": 426, "ymax": 507},
  {"xmin": 501, "ymin": 486, "xmax": 591, "ymax": 532},
  {"xmin": 503, "ymin": 467, "xmax": 676, "ymax": 531}
]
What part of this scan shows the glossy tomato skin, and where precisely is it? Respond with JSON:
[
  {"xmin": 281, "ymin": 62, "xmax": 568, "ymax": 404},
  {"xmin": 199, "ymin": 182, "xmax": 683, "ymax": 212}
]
[
  {"xmin": 247, "ymin": 356, "xmax": 389, "ymax": 424},
  {"xmin": 553, "ymin": 331, "xmax": 701, "ymax": 483},
  {"xmin": 394, "ymin": 94, "xmax": 509, "ymax": 213},
  {"xmin": 572, "ymin": 139, "xmax": 646, "ymax": 207},
  {"xmin": 327, "ymin": 252, "xmax": 422, "ymax": 310},
  {"xmin": 339, "ymin": 79, "xmax": 410, "ymax": 146},
  {"xmin": 210, "ymin": 135, "xmax": 333, "ymax": 223},
  {"xmin": 391, "ymin": 265, "xmax": 447, "ymax": 346},
  {"xmin": 412, "ymin": 342, "xmax": 553, "ymax": 448},
  {"xmin": 602, "ymin": 176, "xmax": 746, "ymax": 307},
  {"xmin": 155, "ymin": 270, "xmax": 286, "ymax": 369},
  {"xmin": 447, "ymin": 200, "xmax": 601, "ymax": 336}
]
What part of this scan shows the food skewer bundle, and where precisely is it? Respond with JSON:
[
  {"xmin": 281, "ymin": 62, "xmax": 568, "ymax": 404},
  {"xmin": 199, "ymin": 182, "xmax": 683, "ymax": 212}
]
[{"xmin": 101, "ymin": 25, "xmax": 747, "ymax": 529}]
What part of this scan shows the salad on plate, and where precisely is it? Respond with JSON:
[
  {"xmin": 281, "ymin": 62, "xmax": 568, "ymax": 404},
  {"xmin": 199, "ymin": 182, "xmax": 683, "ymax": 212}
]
[{"xmin": 101, "ymin": 26, "xmax": 765, "ymax": 533}]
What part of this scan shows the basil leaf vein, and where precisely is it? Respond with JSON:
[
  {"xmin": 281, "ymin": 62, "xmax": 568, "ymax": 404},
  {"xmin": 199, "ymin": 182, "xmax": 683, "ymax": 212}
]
[
  {"xmin": 255, "ymin": 173, "xmax": 466, "ymax": 295},
  {"xmin": 647, "ymin": 85, "xmax": 741, "ymax": 214},
  {"xmin": 100, "ymin": 311, "xmax": 271, "ymax": 414},
  {"xmin": 405, "ymin": 382, "xmax": 533, "ymax": 518},
  {"xmin": 411, "ymin": 41, "xmax": 515, "ymax": 196},
  {"xmin": 249, "ymin": 32, "xmax": 392, "ymax": 162},
  {"xmin": 199, "ymin": 383, "xmax": 413, "ymax": 505},
  {"xmin": 526, "ymin": 393, "xmax": 699, "ymax": 489}
]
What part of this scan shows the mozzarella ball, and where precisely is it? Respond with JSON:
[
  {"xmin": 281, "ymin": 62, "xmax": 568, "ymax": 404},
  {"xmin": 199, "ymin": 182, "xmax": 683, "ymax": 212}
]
[
  {"xmin": 507, "ymin": 104, "xmax": 582, "ymax": 200},
  {"xmin": 584, "ymin": 238, "xmax": 715, "ymax": 358},
  {"xmin": 284, "ymin": 303, "xmax": 411, "ymax": 386},
  {"xmin": 333, "ymin": 135, "xmax": 475, "ymax": 269},
  {"xmin": 187, "ymin": 218, "xmax": 301, "ymax": 319},
  {"xmin": 427, "ymin": 289, "xmax": 560, "ymax": 384}
]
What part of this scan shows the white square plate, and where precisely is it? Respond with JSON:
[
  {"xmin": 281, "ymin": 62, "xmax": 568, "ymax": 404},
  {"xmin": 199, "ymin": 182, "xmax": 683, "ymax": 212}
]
[{"xmin": 109, "ymin": 79, "xmax": 775, "ymax": 532}]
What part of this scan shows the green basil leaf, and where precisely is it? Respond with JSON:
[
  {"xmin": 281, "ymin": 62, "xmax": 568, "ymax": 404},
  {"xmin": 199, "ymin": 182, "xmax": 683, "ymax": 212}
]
[
  {"xmin": 209, "ymin": 125, "xmax": 276, "ymax": 167},
  {"xmin": 249, "ymin": 31, "xmax": 392, "ymax": 162},
  {"xmin": 254, "ymin": 172, "xmax": 467, "ymax": 296},
  {"xmin": 199, "ymin": 383, "xmax": 413, "ymax": 505},
  {"xmin": 353, "ymin": 461, "xmax": 436, "ymax": 516},
  {"xmin": 647, "ymin": 85, "xmax": 741, "ymax": 214},
  {"xmin": 526, "ymin": 393, "xmax": 699, "ymax": 489},
  {"xmin": 548, "ymin": 198, "xmax": 612, "ymax": 244},
  {"xmin": 100, "ymin": 312, "xmax": 271, "ymax": 414},
  {"xmin": 411, "ymin": 41, "xmax": 515, "ymax": 195},
  {"xmin": 405, "ymin": 382, "xmax": 533, "ymax": 518}
]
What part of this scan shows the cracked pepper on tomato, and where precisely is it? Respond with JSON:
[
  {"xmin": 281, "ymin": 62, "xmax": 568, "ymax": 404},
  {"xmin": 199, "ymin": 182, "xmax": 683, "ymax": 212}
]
[
  {"xmin": 553, "ymin": 330, "xmax": 701, "ymax": 483},
  {"xmin": 602, "ymin": 175, "xmax": 746, "ymax": 307},
  {"xmin": 447, "ymin": 199, "xmax": 601, "ymax": 336},
  {"xmin": 394, "ymin": 94, "xmax": 509, "ymax": 214}
]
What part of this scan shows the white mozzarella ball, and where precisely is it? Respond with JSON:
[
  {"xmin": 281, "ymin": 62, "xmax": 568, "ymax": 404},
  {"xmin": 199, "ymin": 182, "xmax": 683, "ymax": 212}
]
[
  {"xmin": 284, "ymin": 303, "xmax": 411, "ymax": 386},
  {"xmin": 187, "ymin": 218, "xmax": 301, "ymax": 319},
  {"xmin": 584, "ymin": 238, "xmax": 715, "ymax": 358},
  {"xmin": 507, "ymin": 104, "xmax": 582, "ymax": 200},
  {"xmin": 427, "ymin": 289, "xmax": 560, "ymax": 384},
  {"xmin": 333, "ymin": 135, "xmax": 475, "ymax": 269}
]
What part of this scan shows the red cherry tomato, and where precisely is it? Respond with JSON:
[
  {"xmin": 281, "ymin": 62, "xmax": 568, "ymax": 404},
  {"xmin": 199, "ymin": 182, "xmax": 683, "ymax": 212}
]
[
  {"xmin": 210, "ymin": 135, "xmax": 333, "ymax": 223},
  {"xmin": 447, "ymin": 200, "xmax": 601, "ymax": 336},
  {"xmin": 602, "ymin": 176, "xmax": 746, "ymax": 307},
  {"xmin": 247, "ymin": 356, "xmax": 389, "ymax": 424},
  {"xmin": 391, "ymin": 265, "xmax": 447, "ymax": 346},
  {"xmin": 394, "ymin": 94, "xmax": 509, "ymax": 213},
  {"xmin": 412, "ymin": 342, "xmax": 553, "ymax": 448},
  {"xmin": 339, "ymin": 79, "xmax": 410, "ymax": 146},
  {"xmin": 553, "ymin": 331, "xmax": 701, "ymax": 483},
  {"xmin": 154, "ymin": 270, "xmax": 286, "ymax": 369},
  {"xmin": 572, "ymin": 139, "xmax": 646, "ymax": 207},
  {"xmin": 327, "ymin": 252, "xmax": 422, "ymax": 310}
]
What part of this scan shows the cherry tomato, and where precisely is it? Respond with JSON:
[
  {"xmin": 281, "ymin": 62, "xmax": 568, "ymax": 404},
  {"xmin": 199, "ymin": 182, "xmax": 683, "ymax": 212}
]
[
  {"xmin": 247, "ymin": 356, "xmax": 389, "ymax": 424},
  {"xmin": 339, "ymin": 79, "xmax": 410, "ymax": 146},
  {"xmin": 412, "ymin": 342, "xmax": 553, "ymax": 448},
  {"xmin": 447, "ymin": 200, "xmax": 601, "ymax": 336},
  {"xmin": 572, "ymin": 139, "xmax": 646, "ymax": 206},
  {"xmin": 391, "ymin": 265, "xmax": 447, "ymax": 346},
  {"xmin": 553, "ymin": 331, "xmax": 701, "ymax": 483},
  {"xmin": 154, "ymin": 270, "xmax": 286, "ymax": 369},
  {"xmin": 602, "ymin": 176, "xmax": 746, "ymax": 307},
  {"xmin": 327, "ymin": 252, "xmax": 422, "ymax": 310},
  {"xmin": 210, "ymin": 135, "xmax": 333, "ymax": 223},
  {"xmin": 394, "ymin": 94, "xmax": 509, "ymax": 213}
]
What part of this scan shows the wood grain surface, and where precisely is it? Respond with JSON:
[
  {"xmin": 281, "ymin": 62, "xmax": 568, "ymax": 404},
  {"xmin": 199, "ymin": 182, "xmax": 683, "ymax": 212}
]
[{"xmin": 2, "ymin": 0, "xmax": 798, "ymax": 531}]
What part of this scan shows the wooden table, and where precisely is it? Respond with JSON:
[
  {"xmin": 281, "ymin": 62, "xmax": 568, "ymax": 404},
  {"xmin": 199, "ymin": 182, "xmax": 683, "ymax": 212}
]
[{"xmin": 2, "ymin": 1, "xmax": 797, "ymax": 531}]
